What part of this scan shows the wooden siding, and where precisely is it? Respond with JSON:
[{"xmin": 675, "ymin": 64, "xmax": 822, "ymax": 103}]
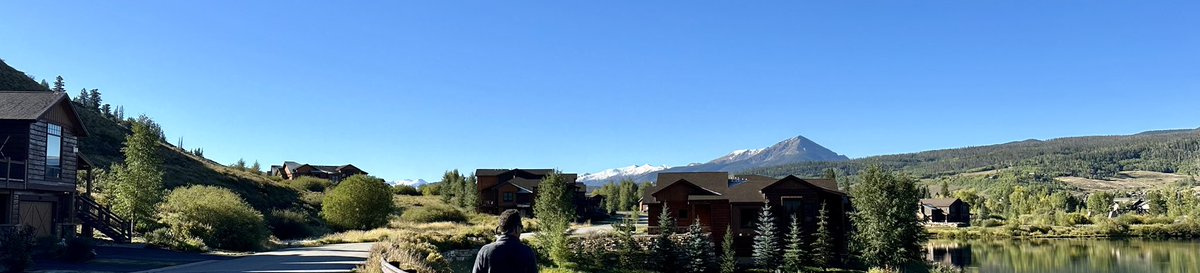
[{"xmin": 25, "ymin": 121, "xmax": 77, "ymax": 189}]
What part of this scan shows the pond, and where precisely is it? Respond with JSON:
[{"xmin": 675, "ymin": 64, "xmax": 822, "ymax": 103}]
[{"xmin": 927, "ymin": 239, "xmax": 1200, "ymax": 273}]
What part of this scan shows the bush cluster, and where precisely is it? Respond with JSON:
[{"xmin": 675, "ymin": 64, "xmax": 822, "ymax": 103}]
[
  {"xmin": 290, "ymin": 176, "xmax": 333, "ymax": 192},
  {"xmin": 1, "ymin": 226, "xmax": 36, "ymax": 272},
  {"xmin": 156, "ymin": 185, "xmax": 269, "ymax": 251},
  {"xmin": 323, "ymin": 175, "xmax": 395, "ymax": 231},
  {"xmin": 400, "ymin": 206, "xmax": 468, "ymax": 223},
  {"xmin": 393, "ymin": 184, "xmax": 421, "ymax": 196}
]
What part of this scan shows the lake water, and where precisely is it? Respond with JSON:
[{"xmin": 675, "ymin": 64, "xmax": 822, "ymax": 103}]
[{"xmin": 927, "ymin": 239, "xmax": 1200, "ymax": 273}]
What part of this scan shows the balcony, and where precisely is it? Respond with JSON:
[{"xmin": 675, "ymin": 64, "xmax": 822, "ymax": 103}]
[{"xmin": 0, "ymin": 158, "xmax": 25, "ymax": 182}]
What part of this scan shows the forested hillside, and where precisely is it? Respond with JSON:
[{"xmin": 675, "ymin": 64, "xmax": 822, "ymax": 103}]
[
  {"xmin": 745, "ymin": 129, "xmax": 1200, "ymax": 182},
  {"xmin": 0, "ymin": 59, "xmax": 49, "ymax": 91}
]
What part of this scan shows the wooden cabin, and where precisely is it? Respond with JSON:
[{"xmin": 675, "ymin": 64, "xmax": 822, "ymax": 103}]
[
  {"xmin": 642, "ymin": 172, "xmax": 851, "ymax": 257},
  {"xmin": 919, "ymin": 198, "xmax": 971, "ymax": 225},
  {"xmin": 270, "ymin": 161, "xmax": 367, "ymax": 183},
  {"xmin": 475, "ymin": 169, "xmax": 602, "ymax": 220}
]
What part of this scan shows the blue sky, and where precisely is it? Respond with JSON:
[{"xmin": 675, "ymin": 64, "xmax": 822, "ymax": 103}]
[{"xmin": 2, "ymin": 1, "xmax": 1197, "ymax": 182}]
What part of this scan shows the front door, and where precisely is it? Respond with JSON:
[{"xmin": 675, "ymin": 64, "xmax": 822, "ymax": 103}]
[{"xmin": 18, "ymin": 201, "xmax": 54, "ymax": 238}]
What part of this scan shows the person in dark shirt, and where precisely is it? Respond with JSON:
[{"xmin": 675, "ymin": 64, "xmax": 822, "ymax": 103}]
[{"xmin": 472, "ymin": 209, "xmax": 538, "ymax": 273}]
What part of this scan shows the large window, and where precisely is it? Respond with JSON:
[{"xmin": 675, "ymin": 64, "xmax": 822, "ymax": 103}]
[
  {"xmin": 503, "ymin": 192, "xmax": 515, "ymax": 202},
  {"xmin": 46, "ymin": 124, "xmax": 62, "ymax": 179},
  {"xmin": 739, "ymin": 208, "xmax": 758, "ymax": 228},
  {"xmin": 782, "ymin": 197, "xmax": 803, "ymax": 218}
]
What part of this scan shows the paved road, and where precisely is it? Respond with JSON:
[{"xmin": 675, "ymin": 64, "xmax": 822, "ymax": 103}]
[{"xmin": 138, "ymin": 243, "xmax": 374, "ymax": 273}]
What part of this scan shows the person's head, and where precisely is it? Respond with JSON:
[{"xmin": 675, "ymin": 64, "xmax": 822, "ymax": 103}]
[{"xmin": 497, "ymin": 209, "xmax": 523, "ymax": 236}]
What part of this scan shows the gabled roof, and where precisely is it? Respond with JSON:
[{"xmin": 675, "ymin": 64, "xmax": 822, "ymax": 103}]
[
  {"xmin": 650, "ymin": 179, "xmax": 723, "ymax": 197},
  {"xmin": 920, "ymin": 198, "xmax": 961, "ymax": 208},
  {"xmin": 476, "ymin": 168, "xmax": 558, "ymax": 176},
  {"xmin": 0, "ymin": 91, "xmax": 89, "ymax": 136},
  {"xmin": 642, "ymin": 172, "xmax": 847, "ymax": 204}
]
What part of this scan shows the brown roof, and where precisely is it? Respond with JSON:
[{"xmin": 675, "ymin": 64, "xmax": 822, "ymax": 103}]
[
  {"xmin": 920, "ymin": 198, "xmax": 961, "ymax": 208},
  {"xmin": 476, "ymin": 168, "xmax": 559, "ymax": 176},
  {"xmin": 0, "ymin": 91, "xmax": 89, "ymax": 137},
  {"xmin": 642, "ymin": 172, "xmax": 845, "ymax": 204}
]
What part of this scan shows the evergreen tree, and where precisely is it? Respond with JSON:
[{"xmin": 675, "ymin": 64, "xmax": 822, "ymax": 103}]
[
  {"xmin": 439, "ymin": 170, "xmax": 459, "ymax": 203},
  {"xmin": 811, "ymin": 203, "xmax": 834, "ymax": 268},
  {"xmin": 720, "ymin": 226, "xmax": 737, "ymax": 273},
  {"xmin": 77, "ymin": 88, "xmax": 88, "ymax": 104},
  {"xmin": 250, "ymin": 161, "xmax": 262, "ymax": 174},
  {"xmin": 783, "ymin": 214, "xmax": 809, "ymax": 271},
  {"xmin": 939, "ymin": 181, "xmax": 951, "ymax": 198},
  {"xmin": 40, "ymin": 79, "xmax": 50, "ymax": 89},
  {"xmin": 682, "ymin": 219, "xmax": 715, "ymax": 273},
  {"xmin": 653, "ymin": 204, "xmax": 679, "ymax": 272},
  {"xmin": 52, "ymin": 76, "xmax": 65, "ymax": 92},
  {"xmin": 234, "ymin": 158, "xmax": 247, "ymax": 171},
  {"xmin": 752, "ymin": 203, "xmax": 781, "ymax": 270},
  {"xmin": 1147, "ymin": 190, "xmax": 1167, "ymax": 215},
  {"xmin": 823, "ymin": 168, "xmax": 837, "ymax": 180},
  {"xmin": 102, "ymin": 104, "xmax": 112, "ymax": 117},
  {"xmin": 532, "ymin": 171, "xmax": 576, "ymax": 266},
  {"xmin": 88, "ymin": 89, "xmax": 102, "ymax": 109},
  {"xmin": 115, "ymin": 105, "xmax": 125, "ymax": 120},
  {"xmin": 850, "ymin": 166, "xmax": 925, "ymax": 270},
  {"xmin": 463, "ymin": 174, "xmax": 479, "ymax": 211},
  {"xmin": 111, "ymin": 122, "xmax": 165, "ymax": 231}
]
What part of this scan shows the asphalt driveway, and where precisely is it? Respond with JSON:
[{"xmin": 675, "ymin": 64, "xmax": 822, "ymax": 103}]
[{"xmin": 137, "ymin": 243, "xmax": 373, "ymax": 273}]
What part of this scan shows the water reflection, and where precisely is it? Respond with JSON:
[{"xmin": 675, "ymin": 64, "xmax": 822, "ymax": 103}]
[{"xmin": 927, "ymin": 239, "xmax": 1200, "ymax": 273}]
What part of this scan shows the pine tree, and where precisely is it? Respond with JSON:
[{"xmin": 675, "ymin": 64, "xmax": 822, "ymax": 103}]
[
  {"xmin": 720, "ymin": 226, "xmax": 737, "ymax": 273},
  {"xmin": 783, "ymin": 214, "xmax": 809, "ymax": 271},
  {"xmin": 40, "ymin": 79, "xmax": 50, "ymax": 89},
  {"xmin": 75, "ymin": 88, "xmax": 88, "ymax": 104},
  {"xmin": 682, "ymin": 219, "xmax": 715, "ymax": 273},
  {"xmin": 811, "ymin": 202, "xmax": 834, "ymax": 268},
  {"xmin": 463, "ymin": 174, "xmax": 479, "ymax": 211},
  {"xmin": 939, "ymin": 180, "xmax": 951, "ymax": 198},
  {"xmin": 88, "ymin": 89, "xmax": 102, "ymax": 109},
  {"xmin": 653, "ymin": 204, "xmax": 679, "ymax": 272},
  {"xmin": 532, "ymin": 171, "xmax": 576, "ymax": 266},
  {"xmin": 52, "ymin": 76, "xmax": 65, "ymax": 92},
  {"xmin": 752, "ymin": 203, "xmax": 780, "ymax": 270},
  {"xmin": 234, "ymin": 158, "xmax": 247, "ymax": 171},
  {"xmin": 102, "ymin": 104, "xmax": 112, "ymax": 117},
  {"xmin": 439, "ymin": 170, "xmax": 458, "ymax": 203},
  {"xmin": 823, "ymin": 168, "xmax": 837, "ymax": 180},
  {"xmin": 115, "ymin": 105, "xmax": 125, "ymax": 120},
  {"xmin": 251, "ymin": 161, "xmax": 262, "ymax": 174}
]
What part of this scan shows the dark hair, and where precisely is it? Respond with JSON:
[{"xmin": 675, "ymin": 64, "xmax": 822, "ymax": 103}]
[{"xmin": 497, "ymin": 209, "xmax": 523, "ymax": 235}]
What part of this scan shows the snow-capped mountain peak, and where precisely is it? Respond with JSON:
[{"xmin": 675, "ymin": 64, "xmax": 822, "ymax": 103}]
[
  {"xmin": 390, "ymin": 179, "xmax": 429, "ymax": 187},
  {"xmin": 579, "ymin": 164, "xmax": 669, "ymax": 184},
  {"xmin": 708, "ymin": 148, "xmax": 764, "ymax": 164}
]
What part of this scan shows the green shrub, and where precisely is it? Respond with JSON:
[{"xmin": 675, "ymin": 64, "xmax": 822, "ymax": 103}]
[
  {"xmin": 977, "ymin": 219, "xmax": 1004, "ymax": 227},
  {"xmin": 1056, "ymin": 213, "xmax": 1092, "ymax": 226},
  {"xmin": 1093, "ymin": 218, "xmax": 1130, "ymax": 237},
  {"xmin": 291, "ymin": 177, "xmax": 333, "ymax": 192},
  {"xmin": 1115, "ymin": 214, "xmax": 1145, "ymax": 225},
  {"xmin": 400, "ymin": 206, "xmax": 467, "ymax": 223},
  {"xmin": 301, "ymin": 191, "xmax": 324, "ymax": 208},
  {"xmin": 0, "ymin": 226, "xmax": 36, "ymax": 272},
  {"xmin": 393, "ymin": 184, "xmax": 421, "ymax": 196},
  {"xmin": 144, "ymin": 227, "xmax": 208, "ymax": 252},
  {"xmin": 362, "ymin": 237, "xmax": 450, "ymax": 273},
  {"xmin": 323, "ymin": 175, "xmax": 395, "ymax": 230},
  {"xmin": 59, "ymin": 237, "xmax": 97, "ymax": 263},
  {"xmin": 268, "ymin": 209, "xmax": 327, "ymax": 239},
  {"xmin": 157, "ymin": 185, "xmax": 269, "ymax": 251}
]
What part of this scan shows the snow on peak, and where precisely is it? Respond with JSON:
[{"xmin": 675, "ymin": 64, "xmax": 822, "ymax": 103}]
[
  {"xmin": 579, "ymin": 164, "xmax": 669, "ymax": 182},
  {"xmin": 390, "ymin": 179, "xmax": 429, "ymax": 186}
]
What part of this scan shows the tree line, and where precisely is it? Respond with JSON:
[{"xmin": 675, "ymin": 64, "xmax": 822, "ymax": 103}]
[{"xmin": 591, "ymin": 179, "xmax": 650, "ymax": 214}]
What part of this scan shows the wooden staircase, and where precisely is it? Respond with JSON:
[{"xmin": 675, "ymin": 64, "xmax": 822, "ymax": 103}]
[{"xmin": 76, "ymin": 195, "xmax": 132, "ymax": 243}]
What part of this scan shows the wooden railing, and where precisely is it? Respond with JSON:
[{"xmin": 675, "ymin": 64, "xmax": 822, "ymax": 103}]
[
  {"xmin": 0, "ymin": 158, "xmax": 25, "ymax": 182},
  {"xmin": 75, "ymin": 195, "xmax": 132, "ymax": 243}
]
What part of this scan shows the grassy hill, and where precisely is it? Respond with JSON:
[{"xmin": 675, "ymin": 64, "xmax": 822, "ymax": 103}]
[
  {"xmin": 0, "ymin": 59, "xmax": 49, "ymax": 91},
  {"xmin": 745, "ymin": 129, "xmax": 1200, "ymax": 192}
]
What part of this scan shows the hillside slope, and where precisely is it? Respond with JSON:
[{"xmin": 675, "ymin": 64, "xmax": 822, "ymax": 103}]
[
  {"xmin": 0, "ymin": 59, "xmax": 49, "ymax": 91},
  {"xmin": 745, "ymin": 129, "xmax": 1200, "ymax": 181}
]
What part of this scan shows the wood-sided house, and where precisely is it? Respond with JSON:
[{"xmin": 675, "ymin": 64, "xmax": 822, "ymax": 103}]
[
  {"xmin": 270, "ymin": 161, "xmax": 367, "ymax": 183},
  {"xmin": 475, "ymin": 169, "xmax": 603, "ymax": 220},
  {"xmin": 919, "ymin": 198, "xmax": 971, "ymax": 226},
  {"xmin": 642, "ymin": 172, "xmax": 851, "ymax": 256},
  {"xmin": 1, "ymin": 91, "xmax": 129, "ymax": 242}
]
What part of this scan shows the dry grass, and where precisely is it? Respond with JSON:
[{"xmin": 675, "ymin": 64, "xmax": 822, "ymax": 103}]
[{"xmin": 1055, "ymin": 171, "xmax": 1195, "ymax": 191}]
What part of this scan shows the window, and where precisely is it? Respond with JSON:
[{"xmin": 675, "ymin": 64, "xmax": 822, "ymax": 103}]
[
  {"xmin": 740, "ymin": 208, "xmax": 758, "ymax": 228},
  {"xmin": 46, "ymin": 124, "xmax": 63, "ymax": 179},
  {"xmin": 782, "ymin": 197, "xmax": 803, "ymax": 217},
  {"xmin": 503, "ymin": 192, "xmax": 515, "ymax": 202},
  {"xmin": 678, "ymin": 209, "xmax": 689, "ymax": 219}
]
